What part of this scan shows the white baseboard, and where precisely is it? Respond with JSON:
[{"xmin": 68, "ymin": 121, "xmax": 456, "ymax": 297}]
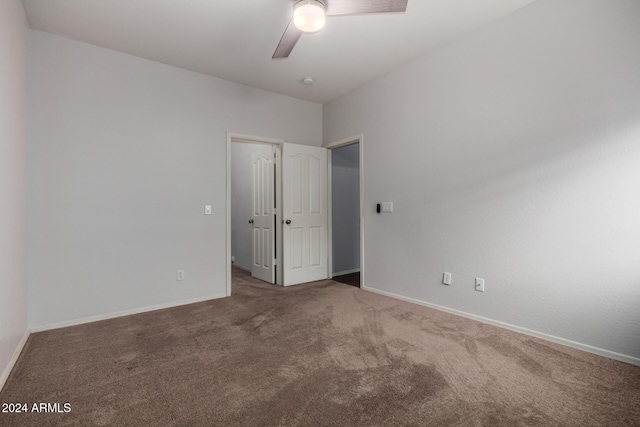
[
  {"xmin": 332, "ymin": 268, "xmax": 360, "ymax": 277},
  {"xmin": 362, "ymin": 285, "xmax": 640, "ymax": 367},
  {"xmin": 0, "ymin": 329, "xmax": 31, "ymax": 392},
  {"xmin": 30, "ymin": 293, "xmax": 227, "ymax": 333}
]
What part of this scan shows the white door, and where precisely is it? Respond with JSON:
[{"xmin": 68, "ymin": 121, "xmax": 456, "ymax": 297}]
[
  {"xmin": 251, "ymin": 146, "xmax": 275, "ymax": 283},
  {"xmin": 282, "ymin": 143, "xmax": 328, "ymax": 286}
]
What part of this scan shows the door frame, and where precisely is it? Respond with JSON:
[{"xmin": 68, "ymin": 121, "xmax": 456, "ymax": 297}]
[
  {"xmin": 323, "ymin": 134, "xmax": 365, "ymax": 288},
  {"xmin": 226, "ymin": 133, "xmax": 283, "ymax": 296}
]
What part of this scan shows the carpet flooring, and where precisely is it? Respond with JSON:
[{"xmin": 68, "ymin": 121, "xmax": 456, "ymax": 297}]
[{"xmin": 1, "ymin": 268, "xmax": 639, "ymax": 426}]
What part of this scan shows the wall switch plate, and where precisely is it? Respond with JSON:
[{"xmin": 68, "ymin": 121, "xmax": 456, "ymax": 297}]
[
  {"xmin": 380, "ymin": 201, "xmax": 394, "ymax": 213},
  {"xmin": 443, "ymin": 272, "xmax": 452, "ymax": 285},
  {"xmin": 204, "ymin": 205, "xmax": 212, "ymax": 215},
  {"xmin": 475, "ymin": 278, "xmax": 485, "ymax": 292},
  {"xmin": 177, "ymin": 269, "xmax": 185, "ymax": 281}
]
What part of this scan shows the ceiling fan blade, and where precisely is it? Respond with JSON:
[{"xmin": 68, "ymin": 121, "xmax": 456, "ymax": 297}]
[
  {"xmin": 325, "ymin": 0, "xmax": 408, "ymax": 16},
  {"xmin": 273, "ymin": 19, "xmax": 303, "ymax": 59}
]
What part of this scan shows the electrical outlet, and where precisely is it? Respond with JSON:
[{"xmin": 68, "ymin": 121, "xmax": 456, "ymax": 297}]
[
  {"xmin": 475, "ymin": 277, "xmax": 485, "ymax": 292},
  {"xmin": 443, "ymin": 272, "xmax": 452, "ymax": 285},
  {"xmin": 177, "ymin": 269, "xmax": 185, "ymax": 281},
  {"xmin": 380, "ymin": 201, "xmax": 394, "ymax": 213},
  {"xmin": 204, "ymin": 205, "xmax": 212, "ymax": 215}
]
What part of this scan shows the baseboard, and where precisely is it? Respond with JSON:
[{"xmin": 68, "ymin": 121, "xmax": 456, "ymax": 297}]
[
  {"xmin": 0, "ymin": 329, "xmax": 31, "ymax": 392},
  {"xmin": 362, "ymin": 285, "xmax": 640, "ymax": 367},
  {"xmin": 332, "ymin": 268, "xmax": 360, "ymax": 277},
  {"xmin": 30, "ymin": 293, "xmax": 227, "ymax": 333}
]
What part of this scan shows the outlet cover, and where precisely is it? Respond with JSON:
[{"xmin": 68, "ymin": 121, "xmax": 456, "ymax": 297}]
[
  {"xmin": 443, "ymin": 272, "xmax": 452, "ymax": 285},
  {"xmin": 177, "ymin": 269, "xmax": 185, "ymax": 281}
]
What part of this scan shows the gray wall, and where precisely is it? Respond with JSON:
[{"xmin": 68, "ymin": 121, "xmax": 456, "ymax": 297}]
[
  {"xmin": 27, "ymin": 31, "xmax": 322, "ymax": 328},
  {"xmin": 231, "ymin": 143, "xmax": 273, "ymax": 271},
  {"xmin": 0, "ymin": 0, "xmax": 29, "ymax": 385},
  {"xmin": 332, "ymin": 144, "xmax": 360, "ymax": 274},
  {"xmin": 324, "ymin": 0, "xmax": 640, "ymax": 362}
]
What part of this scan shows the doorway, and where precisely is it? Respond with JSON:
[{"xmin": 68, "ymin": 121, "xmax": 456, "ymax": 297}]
[
  {"xmin": 230, "ymin": 142, "xmax": 277, "ymax": 283},
  {"xmin": 226, "ymin": 133, "xmax": 330, "ymax": 295},
  {"xmin": 227, "ymin": 133, "xmax": 283, "ymax": 296},
  {"xmin": 325, "ymin": 135, "xmax": 364, "ymax": 289}
]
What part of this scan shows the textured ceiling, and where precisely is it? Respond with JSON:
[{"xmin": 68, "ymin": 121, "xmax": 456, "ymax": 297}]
[{"xmin": 23, "ymin": 0, "xmax": 537, "ymax": 104}]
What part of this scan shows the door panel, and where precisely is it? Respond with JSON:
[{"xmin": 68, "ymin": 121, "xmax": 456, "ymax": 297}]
[
  {"xmin": 290, "ymin": 153, "xmax": 303, "ymax": 214},
  {"xmin": 251, "ymin": 146, "xmax": 275, "ymax": 283},
  {"xmin": 310, "ymin": 226, "xmax": 321, "ymax": 266},
  {"xmin": 282, "ymin": 143, "xmax": 328, "ymax": 286},
  {"xmin": 309, "ymin": 154, "xmax": 321, "ymax": 214},
  {"xmin": 290, "ymin": 227, "xmax": 303, "ymax": 270}
]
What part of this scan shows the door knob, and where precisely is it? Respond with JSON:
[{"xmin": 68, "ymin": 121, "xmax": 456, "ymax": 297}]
[
  {"xmin": 248, "ymin": 219, "xmax": 254, "ymax": 224},
  {"xmin": 285, "ymin": 219, "xmax": 291, "ymax": 225}
]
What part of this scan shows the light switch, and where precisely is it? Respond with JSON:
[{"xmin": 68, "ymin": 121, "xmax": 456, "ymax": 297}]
[
  {"xmin": 443, "ymin": 272, "xmax": 452, "ymax": 285},
  {"xmin": 205, "ymin": 205, "xmax": 212, "ymax": 215}
]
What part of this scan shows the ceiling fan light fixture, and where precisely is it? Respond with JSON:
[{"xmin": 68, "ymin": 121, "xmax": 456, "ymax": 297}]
[{"xmin": 293, "ymin": 0, "xmax": 326, "ymax": 33}]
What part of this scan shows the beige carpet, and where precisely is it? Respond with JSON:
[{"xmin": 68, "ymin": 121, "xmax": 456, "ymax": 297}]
[{"xmin": 1, "ymin": 268, "xmax": 639, "ymax": 426}]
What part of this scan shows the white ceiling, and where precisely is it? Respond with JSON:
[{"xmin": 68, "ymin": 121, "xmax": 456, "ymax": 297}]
[{"xmin": 22, "ymin": 0, "xmax": 537, "ymax": 104}]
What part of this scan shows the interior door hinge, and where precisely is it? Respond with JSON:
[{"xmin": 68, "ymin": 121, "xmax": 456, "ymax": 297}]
[{"xmin": 273, "ymin": 259, "xmax": 277, "ymax": 266}]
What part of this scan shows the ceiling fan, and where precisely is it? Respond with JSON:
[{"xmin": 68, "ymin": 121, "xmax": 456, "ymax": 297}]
[{"xmin": 273, "ymin": 0, "xmax": 409, "ymax": 59}]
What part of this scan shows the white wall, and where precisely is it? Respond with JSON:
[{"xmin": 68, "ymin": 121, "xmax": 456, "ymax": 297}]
[
  {"xmin": 331, "ymin": 144, "xmax": 360, "ymax": 274},
  {"xmin": 27, "ymin": 31, "xmax": 322, "ymax": 328},
  {"xmin": 0, "ymin": 0, "xmax": 29, "ymax": 386},
  {"xmin": 231, "ymin": 143, "xmax": 273, "ymax": 271},
  {"xmin": 324, "ymin": 0, "xmax": 640, "ymax": 362}
]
